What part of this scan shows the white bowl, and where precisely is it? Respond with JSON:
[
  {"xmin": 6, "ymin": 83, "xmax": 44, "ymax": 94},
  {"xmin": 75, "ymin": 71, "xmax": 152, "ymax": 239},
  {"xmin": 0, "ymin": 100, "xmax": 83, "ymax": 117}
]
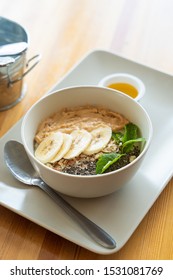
[
  {"xmin": 21, "ymin": 86, "xmax": 152, "ymax": 198},
  {"xmin": 98, "ymin": 73, "xmax": 145, "ymax": 101}
]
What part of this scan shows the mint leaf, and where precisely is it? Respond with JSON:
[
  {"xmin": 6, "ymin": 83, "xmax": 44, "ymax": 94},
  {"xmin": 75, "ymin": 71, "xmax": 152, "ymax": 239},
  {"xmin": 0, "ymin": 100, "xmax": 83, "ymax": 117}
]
[
  {"xmin": 122, "ymin": 123, "xmax": 138, "ymax": 143},
  {"xmin": 96, "ymin": 153, "xmax": 124, "ymax": 174},
  {"xmin": 122, "ymin": 137, "xmax": 146, "ymax": 153},
  {"xmin": 96, "ymin": 123, "xmax": 146, "ymax": 174},
  {"xmin": 112, "ymin": 131, "xmax": 124, "ymax": 143}
]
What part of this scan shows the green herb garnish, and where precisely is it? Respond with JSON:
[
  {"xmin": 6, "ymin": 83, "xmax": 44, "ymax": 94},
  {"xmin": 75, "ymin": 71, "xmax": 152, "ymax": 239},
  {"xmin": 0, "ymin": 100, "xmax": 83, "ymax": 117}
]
[
  {"xmin": 96, "ymin": 123, "xmax": 146, "ymax": 174},
  {"xmin": 121, "ymin": 123, "xmax": 145, "ymax": 153},
  {"xmin": 96, "ymin": 152, "xmax": 124, "ymax": 174}
]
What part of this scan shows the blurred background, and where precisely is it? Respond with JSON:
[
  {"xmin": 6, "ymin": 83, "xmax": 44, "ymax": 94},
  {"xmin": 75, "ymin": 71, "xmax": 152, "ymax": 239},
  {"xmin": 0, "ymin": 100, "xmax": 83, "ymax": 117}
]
[{"xmin": 1, "ymin": 0, "xmax": 173, "ymax": 127}]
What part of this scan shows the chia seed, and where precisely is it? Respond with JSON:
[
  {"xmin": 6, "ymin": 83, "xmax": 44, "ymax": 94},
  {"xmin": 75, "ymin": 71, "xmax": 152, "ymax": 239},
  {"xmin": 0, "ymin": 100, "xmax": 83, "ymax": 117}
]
[
  {"xmin": 62, "ymin": 159, "xmax": 97, "ymax": 176},
  {"xmin": 46, "ymin": 140, "xmax": 141, "ymax": 176},
  {"xmin": 105, "ymin": 146, "xmax": 140, "ymax": 173}
]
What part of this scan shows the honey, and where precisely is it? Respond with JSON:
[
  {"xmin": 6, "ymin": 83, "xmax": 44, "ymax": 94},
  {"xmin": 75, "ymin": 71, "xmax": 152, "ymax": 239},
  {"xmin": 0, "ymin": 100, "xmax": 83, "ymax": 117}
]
[{"xmin": 108, "ymin": 83, "xmax": 138, "ymax": 99}]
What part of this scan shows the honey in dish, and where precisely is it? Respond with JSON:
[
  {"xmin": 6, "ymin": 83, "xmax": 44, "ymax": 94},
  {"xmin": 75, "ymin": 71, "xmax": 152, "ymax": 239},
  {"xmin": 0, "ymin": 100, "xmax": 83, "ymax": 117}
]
[{"xmin": 108, "ymin": 83, "xmax": 138, "ymax": 99}]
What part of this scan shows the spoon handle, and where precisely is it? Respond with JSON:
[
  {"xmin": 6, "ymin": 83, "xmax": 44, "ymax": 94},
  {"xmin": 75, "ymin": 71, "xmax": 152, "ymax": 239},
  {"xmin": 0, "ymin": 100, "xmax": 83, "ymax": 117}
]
[{"xmin": 37, "ymin": 179, "xmax": 116, "ymax": 249}]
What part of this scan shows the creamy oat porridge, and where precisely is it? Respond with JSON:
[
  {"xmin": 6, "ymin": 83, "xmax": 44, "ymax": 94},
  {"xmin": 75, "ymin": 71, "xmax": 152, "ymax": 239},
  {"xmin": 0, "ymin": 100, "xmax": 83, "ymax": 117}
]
[{"xmin": 34, "ymin": 105, "xmax": 145, "ymax": 175}]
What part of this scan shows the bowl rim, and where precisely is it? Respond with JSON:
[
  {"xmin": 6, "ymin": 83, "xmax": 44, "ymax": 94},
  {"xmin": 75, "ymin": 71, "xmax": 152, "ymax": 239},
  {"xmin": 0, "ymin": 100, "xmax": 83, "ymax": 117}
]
[{"xmin": 21, "ymin": 85, "xmax": 153, "ymax": 179}]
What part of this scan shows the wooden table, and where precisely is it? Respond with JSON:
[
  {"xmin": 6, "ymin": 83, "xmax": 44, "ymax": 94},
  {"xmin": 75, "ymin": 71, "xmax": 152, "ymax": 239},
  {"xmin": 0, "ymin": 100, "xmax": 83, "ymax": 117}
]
[{"xmin": 0, "ymin": 0, "xmax": 173, "ymax": 260}]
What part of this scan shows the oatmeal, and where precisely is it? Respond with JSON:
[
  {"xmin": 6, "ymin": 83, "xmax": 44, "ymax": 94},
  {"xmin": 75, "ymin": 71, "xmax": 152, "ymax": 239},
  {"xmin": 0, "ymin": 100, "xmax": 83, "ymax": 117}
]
[
  {"xmin": 34, "ymin": 105, "xmax": 129, "ymax": 144},
  {"xmin": 34, "ymin": 105, "xmax": 145, "ymax": 175}
]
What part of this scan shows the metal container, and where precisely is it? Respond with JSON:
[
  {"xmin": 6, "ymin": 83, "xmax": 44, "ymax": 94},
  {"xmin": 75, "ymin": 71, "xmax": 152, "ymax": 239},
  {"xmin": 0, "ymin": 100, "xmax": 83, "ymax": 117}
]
[{"xmin": 0, "ymin": 17, "xmax": 41, "ymax": 111}]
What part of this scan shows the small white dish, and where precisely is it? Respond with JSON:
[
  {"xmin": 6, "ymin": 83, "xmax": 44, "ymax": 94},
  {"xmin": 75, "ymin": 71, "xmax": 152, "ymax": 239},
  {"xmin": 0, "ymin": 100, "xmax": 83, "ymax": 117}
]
[{"xmin": 98, "ymin": 73, "xmax": 145, "ymax": 101}]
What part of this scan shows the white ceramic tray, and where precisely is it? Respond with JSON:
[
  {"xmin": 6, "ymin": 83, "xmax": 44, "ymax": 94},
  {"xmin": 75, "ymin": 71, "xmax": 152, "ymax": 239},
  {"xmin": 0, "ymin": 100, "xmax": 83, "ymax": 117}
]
[{"xmin": 0, "ymin": 50, "xmax": 173, "ymax": 255}]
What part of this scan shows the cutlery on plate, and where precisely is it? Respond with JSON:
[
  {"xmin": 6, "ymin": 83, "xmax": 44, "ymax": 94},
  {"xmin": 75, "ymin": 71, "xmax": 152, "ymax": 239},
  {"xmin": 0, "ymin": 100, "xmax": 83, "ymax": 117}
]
[{"xmin": 4, "ymin": 140, "xmax": 116, "ymax": 249}]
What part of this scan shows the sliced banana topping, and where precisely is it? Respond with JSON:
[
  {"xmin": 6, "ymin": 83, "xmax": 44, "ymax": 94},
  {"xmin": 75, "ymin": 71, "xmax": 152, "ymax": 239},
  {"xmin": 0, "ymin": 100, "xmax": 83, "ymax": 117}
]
[
  {"xmin": 64, "ymin": 129, "xmax": 92, "ymax": 159},
  {"xmin": 35, "ymin": 132, "xmax": 63, "ymax": 163},
  {"xmin": 84, "ymin": 125, "xmax": 112, "ymax": 155},
  {"xmin": 35, "ymin": 126, "xmax": 113, "ymax": 163},
  {"xmin": 50, "ymin": 133, "xmax": 73, "ymax": 162}
]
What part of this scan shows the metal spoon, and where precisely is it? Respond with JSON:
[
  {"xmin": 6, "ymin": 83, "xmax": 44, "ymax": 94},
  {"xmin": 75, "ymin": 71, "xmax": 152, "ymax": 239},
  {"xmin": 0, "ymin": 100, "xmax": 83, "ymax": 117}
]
[
  {"xmin": 4, "ymin": 140, "xmax": 116, "ymax": 249},
  {"xmin": 0, "ymin": 42, "xmax": 28, "ymax": 56}
]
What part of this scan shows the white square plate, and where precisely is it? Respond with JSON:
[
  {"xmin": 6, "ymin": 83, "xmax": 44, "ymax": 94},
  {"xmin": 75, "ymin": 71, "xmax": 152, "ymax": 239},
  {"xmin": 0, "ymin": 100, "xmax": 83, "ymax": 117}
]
[{"xmin": 0, "ymin": 50, "xmax": 173, "ymax": 254}]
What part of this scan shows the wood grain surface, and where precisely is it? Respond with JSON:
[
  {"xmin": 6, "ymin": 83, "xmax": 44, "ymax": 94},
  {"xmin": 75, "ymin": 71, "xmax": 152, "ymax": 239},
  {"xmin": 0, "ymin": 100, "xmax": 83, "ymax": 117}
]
[{"xmin": 0, "ymin": 0, "xmax": 173, "ymax": 260}]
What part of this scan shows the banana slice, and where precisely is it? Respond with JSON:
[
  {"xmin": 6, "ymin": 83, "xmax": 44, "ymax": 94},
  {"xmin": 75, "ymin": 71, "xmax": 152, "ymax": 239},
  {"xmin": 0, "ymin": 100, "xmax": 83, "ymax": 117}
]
[
  {"xmin": 84, "ymin": 125, "xmax": 112, "ymax": 155},
  {"xmin": 64, "ymin": 129, "xmax": 92, "ymax": 159},
  {"xmin": 50, "ymin": 133, "xmax": 73, "ymax": 162},
  {"xmin": 35, "ymin": 132, "xmax": 63, "ymax": 163}
]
